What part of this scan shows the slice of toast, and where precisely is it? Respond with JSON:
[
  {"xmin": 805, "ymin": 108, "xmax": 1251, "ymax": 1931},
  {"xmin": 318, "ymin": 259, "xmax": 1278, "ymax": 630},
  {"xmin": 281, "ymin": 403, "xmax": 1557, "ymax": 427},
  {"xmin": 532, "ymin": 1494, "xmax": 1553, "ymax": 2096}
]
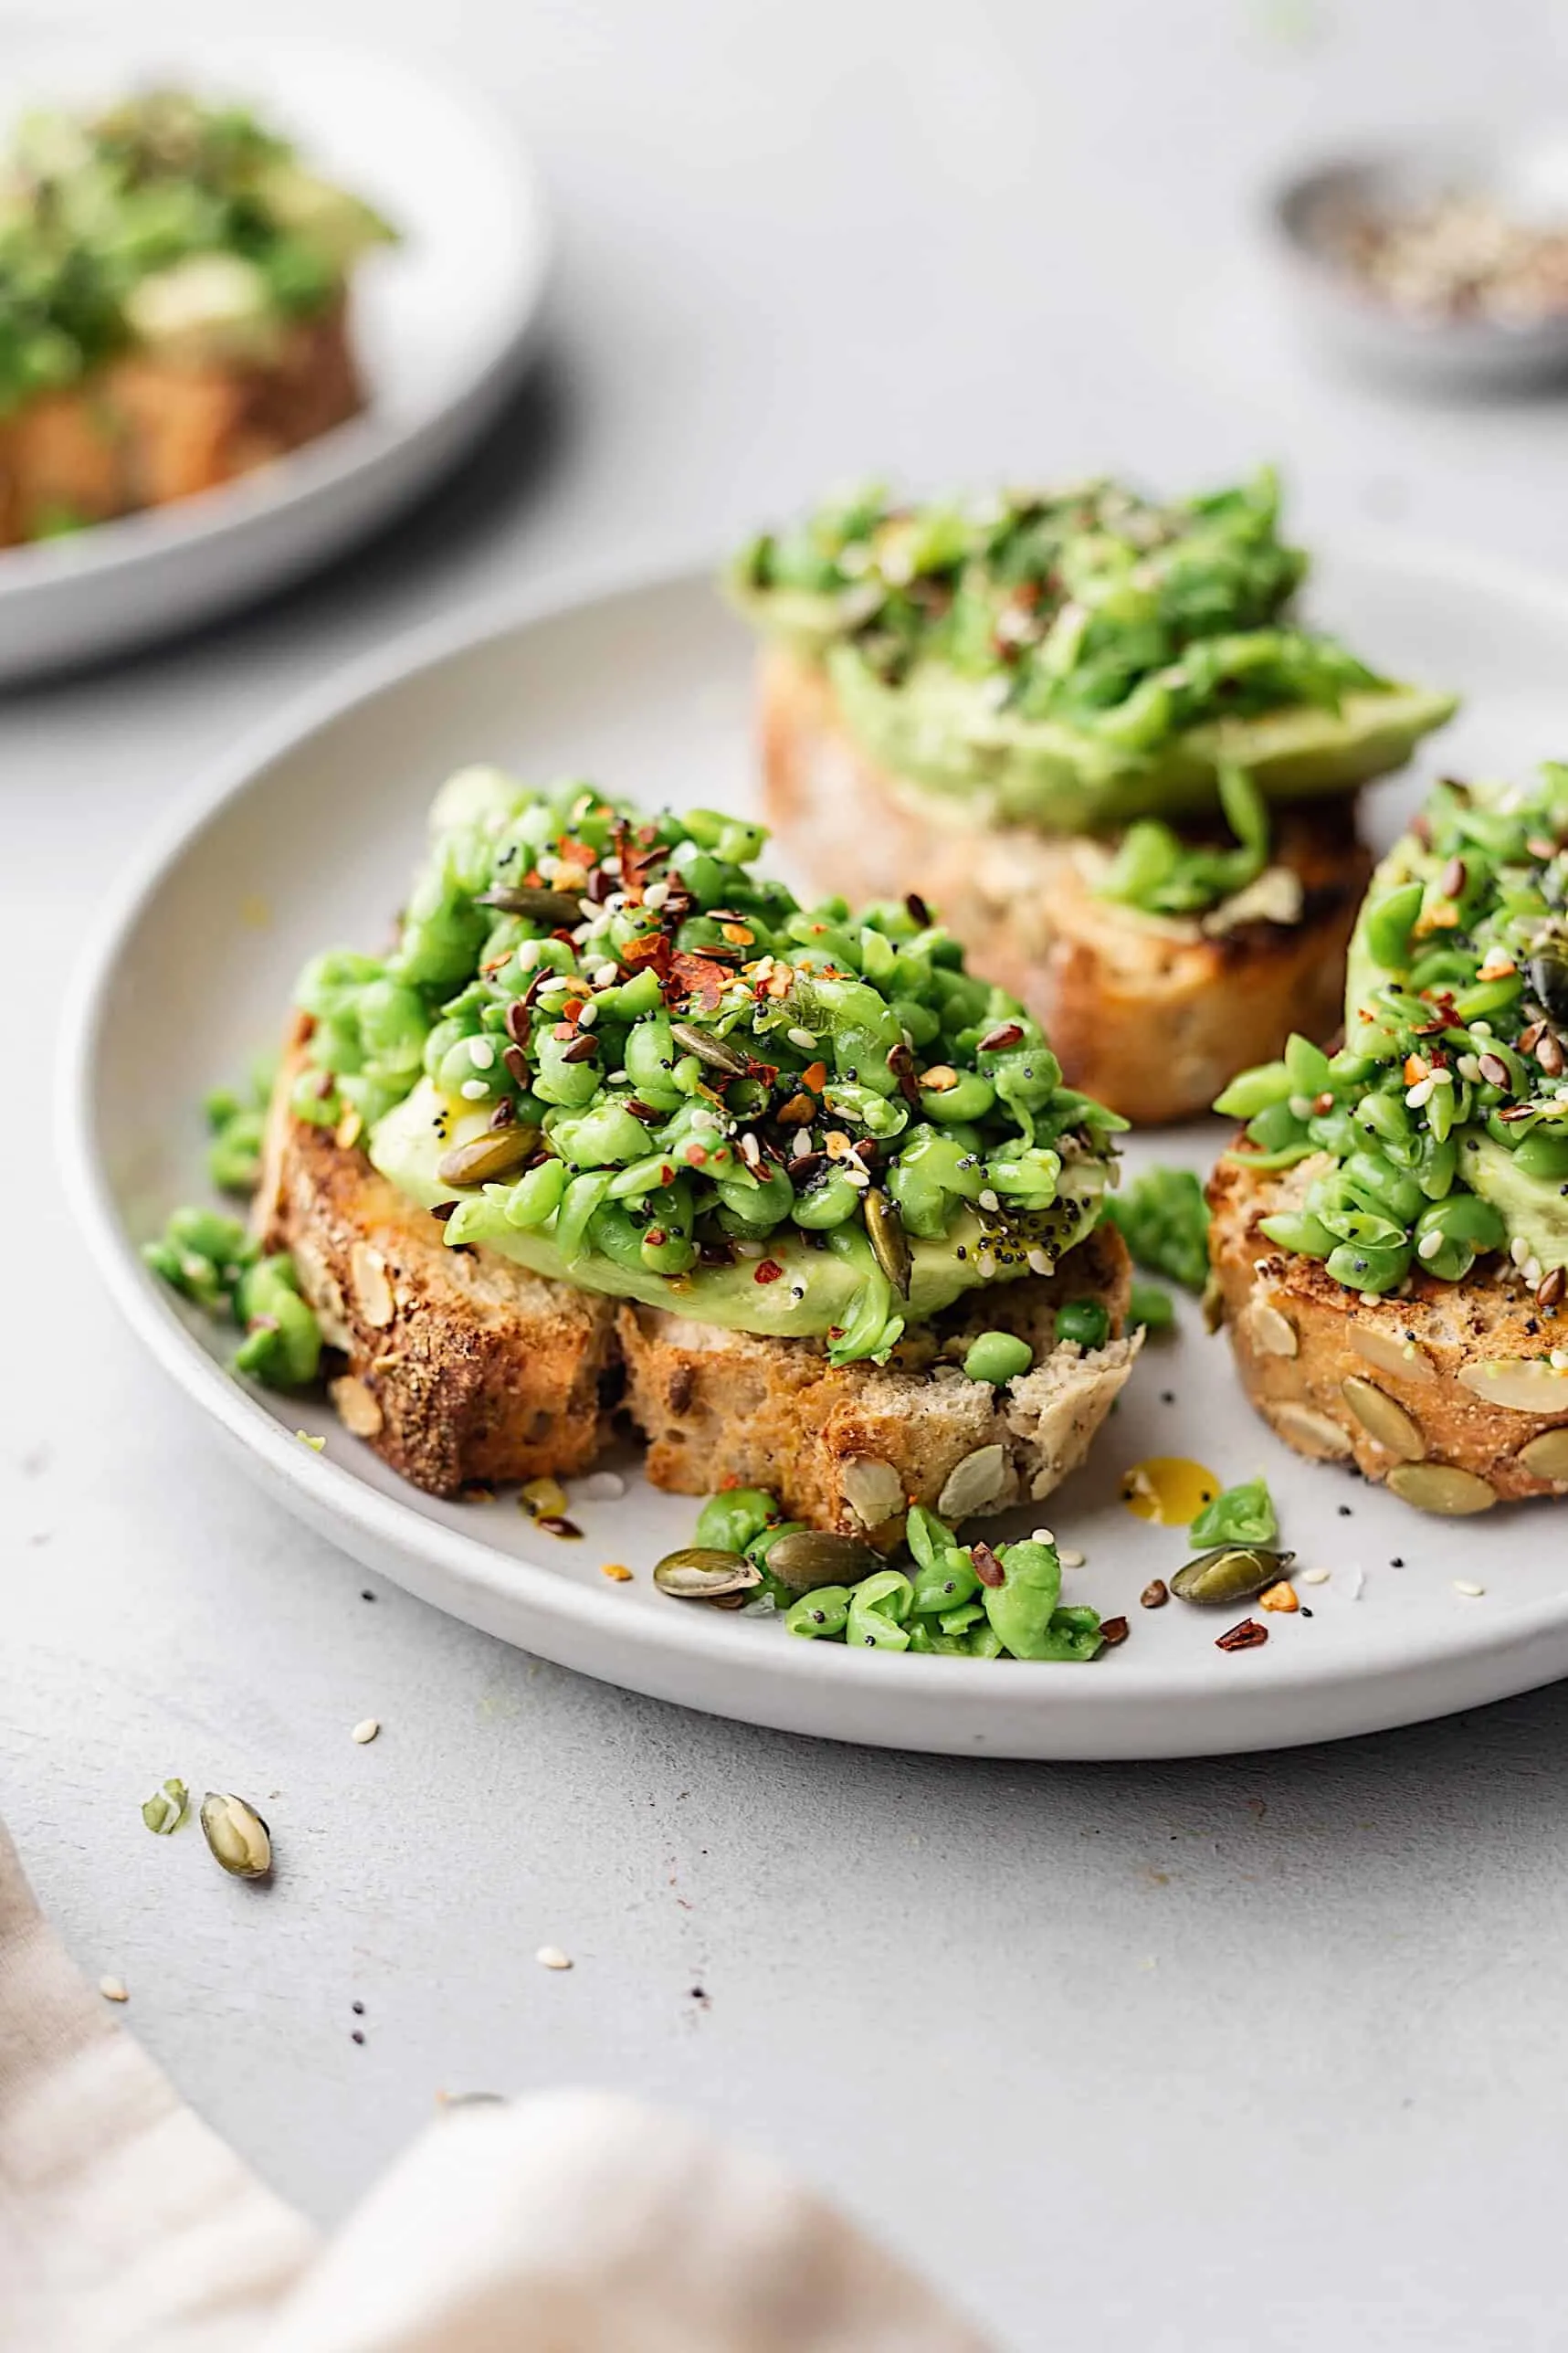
[
  {"xmin": 1207, "ymin": 1153, "xmax": 1568, "ymax": 1510},
  {"xmin": 761, "ymin": 647, "xmax": 1373, "ymax": 1127},
  {"xmin": 0, "ymin": 297, "xmax": 363, "ymax": 546},
  {"xmin": 258, "ymin": 1047, "xmax": 1139, "ymax": 1532}
]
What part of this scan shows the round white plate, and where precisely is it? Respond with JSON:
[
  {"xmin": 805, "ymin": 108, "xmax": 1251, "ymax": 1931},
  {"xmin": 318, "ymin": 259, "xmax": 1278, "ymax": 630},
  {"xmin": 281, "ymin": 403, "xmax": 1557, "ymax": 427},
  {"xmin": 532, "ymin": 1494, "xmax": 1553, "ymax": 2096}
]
[
  {"xmin": 58, "ymin": 544, "xmax": 1568, "ymax": 1758},
  {"xmin": 0, "ymin": 37, "xmax": 550, "ymax": 682}
]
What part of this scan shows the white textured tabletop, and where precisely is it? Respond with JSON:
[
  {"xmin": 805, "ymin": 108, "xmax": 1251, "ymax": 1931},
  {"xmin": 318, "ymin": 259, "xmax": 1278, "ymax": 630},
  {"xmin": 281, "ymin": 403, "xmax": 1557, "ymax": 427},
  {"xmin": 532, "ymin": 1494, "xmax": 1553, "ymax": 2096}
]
[{"xmin": 8, "ymin": 4, "xmax": 1568, "ymax": 2345}]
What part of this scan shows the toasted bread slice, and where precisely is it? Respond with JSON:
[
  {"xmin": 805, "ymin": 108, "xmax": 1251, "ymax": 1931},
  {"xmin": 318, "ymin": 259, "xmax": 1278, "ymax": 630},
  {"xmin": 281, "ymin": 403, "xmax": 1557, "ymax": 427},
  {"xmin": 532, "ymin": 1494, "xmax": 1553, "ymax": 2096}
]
[
  {"xmin": 259, "ymin": 1042, "xmax": 1139, "ymax": 1528},
  {"xmin": 761, "ymin": 648, "xmax": 1373, "ymax": 1126},
  {"xmin": 617, "ymin": 1221, "xmax": 1138, "ymax": 1543},
  {"xmin": 0, "ymin": 298, "xmax": 362, "ymax": 546},
  {"xmin": 1207, "ymin": 1153, "xmax": 1568, "ymax": 1510},
  {"xmin": 258, "ymin": 1050, "xmax": 619, "ymax": 1496}
]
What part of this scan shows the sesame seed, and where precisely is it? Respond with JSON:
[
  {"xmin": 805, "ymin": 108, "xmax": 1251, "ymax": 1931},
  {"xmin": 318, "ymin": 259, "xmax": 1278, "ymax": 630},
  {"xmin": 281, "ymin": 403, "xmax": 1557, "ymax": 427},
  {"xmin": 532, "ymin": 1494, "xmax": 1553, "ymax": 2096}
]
[
  {"xmin": 643, "ymin": 881, "xmax": 670, "ymax": 909},
  {"xmin": 978, "ymin": 1187, "xmax": 1001, "ymax": 1212},
  {"xmin": 99, "ymin": 1975, "xmax": 129, "ymax": 2002},
  {"xmin": 787, "ymin": 1027, "xmax": 818, "ymax": 1050},
  {"xmin": 1058, "ymin": 1547, "xmax": 1086, "ymax": 1567},
  {"xmin": 536, "ymin": 1946, "xmax": 574, "ymax": 1971},
  {"xmin": 1030, "ymin": 1527, "xmax": 1056, "ymax": 1545},
  {"xmin": 580, "ymin": 1471, "xmax": 626, "ymax": 1501},
  {"xmin": 1416, "ymin": 1229, "xmax": 1444, "ymax": 1260},
  {"xmin": 459, "ymin": 1078, "xmax": 490, "ymax": 1101},
  {"xmin": 468, "ymin": 1037, "xmax": 495, "ymax": 1070},
  {"xmin": 1405, "ymin": 1077, "xmax": 1436, "ymax": 1108},
  {"xmin": 351, "ymin": 1718, "xmax": 380, "ymax": 1745},
  {"xmin": 1300, "ymin": 1568, "xmax": 1331, "ymax": 1586},
  {"xmin": 592, "ymin": 962, "xmax": 617, "ymax": 987},
  {"xmin": 1453, "ymin": 1579, "xmax": 1486, "ymax": 1599}
]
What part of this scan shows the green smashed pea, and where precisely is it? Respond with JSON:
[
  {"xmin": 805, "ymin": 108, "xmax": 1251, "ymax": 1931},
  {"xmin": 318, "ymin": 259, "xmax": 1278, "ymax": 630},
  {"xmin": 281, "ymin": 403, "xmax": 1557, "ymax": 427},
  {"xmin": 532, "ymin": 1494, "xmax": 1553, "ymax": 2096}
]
[
  {"xmin": 144, "ymin": 1208, "xmax": 321, "ymax": 1394},
  {"xmin": 1188, "ymin": 1475, "xmax": 1278, "ymax": 1549},
  {"xmin": 697, "ymin": 1487, "xmax": 779, "ymax": 1555},
  {"xmin": 1220, "ymin": 764, "xmax": 1568, "ymax": 1297},
  {"xmin": 1128, "ymin": 1280, "xmax": 1175, "ymax": 1333},
  {"xmin": 1103, "ymin": 1166, "xmax": 1209, "ymax": 1291},
  {"xmin": 962, "ymin": 1329, "xmax": 1034, "ymax": 1385},
  {"xmin": 1054, "ymin": 1300, "xmax": 1110, "ymax": 1351},
  {"xmin": 293, "ymin": 772, "xmax": 1124, "ymax": 1368}
]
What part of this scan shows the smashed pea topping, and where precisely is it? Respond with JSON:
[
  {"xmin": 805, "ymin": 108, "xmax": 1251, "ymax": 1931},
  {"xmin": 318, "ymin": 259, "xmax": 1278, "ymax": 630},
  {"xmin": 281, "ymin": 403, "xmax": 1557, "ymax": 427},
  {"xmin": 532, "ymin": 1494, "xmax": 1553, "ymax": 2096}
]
[
  {"xmin": 1102, "ymin": 1166, "xmax": 1210, "ymax": 1292},
  {"xmin": 0, "ymin": 90, "xmax": 393, "ymax": 418},
  {"xmin": 143, "ymin": 1204, "xmax": 323, "ymax": 1388},
  {"xmin": 733, "ymin": 470, "xmax": 1387, "ymax": 754},
  {"xmin": 1217, "ymin": 765, "xmax": 1568, "ymax": 1295},
  {"xmin": 293, "ymin": 770, "xmax": 1125, "ymax": 1366}
]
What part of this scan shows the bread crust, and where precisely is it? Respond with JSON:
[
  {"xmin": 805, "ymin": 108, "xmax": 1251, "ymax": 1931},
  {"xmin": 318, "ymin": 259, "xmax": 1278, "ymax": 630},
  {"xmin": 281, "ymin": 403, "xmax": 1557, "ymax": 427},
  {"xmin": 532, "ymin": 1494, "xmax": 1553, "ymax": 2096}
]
[
  {"xmin": 1207, "ymin": 1152, "xmax": 1568, "ymax": 1509},
  {"xmin": 0, "ymin": 297, "xmax": 363, "ymax": 546},
  {"xmin": 761, "ymin": 647, "xmax": 1373, "ymax": 1126},
  {"xmin": 258, "ymin": 1037, "xmax": 1138, "ymax": 1526}
]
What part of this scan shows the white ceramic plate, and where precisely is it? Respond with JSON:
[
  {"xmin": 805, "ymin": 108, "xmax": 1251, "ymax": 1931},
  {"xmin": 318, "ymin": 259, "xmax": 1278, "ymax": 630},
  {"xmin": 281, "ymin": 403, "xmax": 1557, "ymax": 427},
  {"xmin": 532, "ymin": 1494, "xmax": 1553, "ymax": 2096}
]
[
  {"xmin": 0, "ymin": 37, "xmax": 550, "ymax": 682},
  {"xmin": 59, "ymin": 545, "xmax": 1568, "ymax": 1758}
]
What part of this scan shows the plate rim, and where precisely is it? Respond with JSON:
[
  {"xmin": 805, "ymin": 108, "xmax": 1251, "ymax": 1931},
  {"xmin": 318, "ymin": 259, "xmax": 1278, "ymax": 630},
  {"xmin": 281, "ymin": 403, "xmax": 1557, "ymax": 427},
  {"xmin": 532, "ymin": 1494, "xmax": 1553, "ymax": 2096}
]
[
  {"xmin": 57, "ymin": 533, "xmax": 1568, "ymax": 1751},
  {"xmin": 0, "ymin": 35, "xmax": 552, "ymax": 601}
]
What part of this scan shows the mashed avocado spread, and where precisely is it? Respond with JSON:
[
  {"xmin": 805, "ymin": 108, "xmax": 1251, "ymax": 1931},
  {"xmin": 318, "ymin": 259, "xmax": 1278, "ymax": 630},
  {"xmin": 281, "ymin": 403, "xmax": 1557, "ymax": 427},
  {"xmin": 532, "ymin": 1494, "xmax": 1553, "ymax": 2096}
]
[
  {"xmin": 292, "ymin": 770, "xmax": 1124, "ymax": 1366},
  {"xmin": 0, "ymin": 89, "xmax": 393, "ymax": 421},
  {"xmin": 730, "ymin": 471, "xmax": 1455, "ymax": 836},
  {"xmin": 1217, "ymin": 765, "xmax": 1568, "ymax": 1294}
]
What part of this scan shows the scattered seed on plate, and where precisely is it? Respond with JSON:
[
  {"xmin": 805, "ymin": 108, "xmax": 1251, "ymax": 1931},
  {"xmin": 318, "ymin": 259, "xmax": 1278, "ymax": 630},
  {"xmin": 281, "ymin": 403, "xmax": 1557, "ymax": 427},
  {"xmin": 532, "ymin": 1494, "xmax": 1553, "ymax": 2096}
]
[
  {"xmin": 295, "ymin": 1430, "xmax": 325, "ymax": 1452},
  {"xmin": 1058, "ymin": 1547, "xmax": 1086, "ymax": 1568},
  {"xmin": 1300, "ymin": 1568, "xmax": 1331, "ymax": 1586},
  {"xmin": 1259, "ymin": 1581, "xmax": 1299, "ymax": 1614},
  {"xmin": 579, "ymin": 1471, "xmax": 626, "ymax": 1502},
  {"xmin": 536, "ymin": 1515, "xmax": 584, "ymax": 1540},
  {"xmin": 601, "ymin": 1562, "xmax": 633, "ymax": 1582},
  {"xmin": 1453, "ymin": 1579, "xmax": 1486, "ymax": 1598},
  {"xmin": 99, "ymin": 1975, "xmax": 129, "ymax": 2003},
  {"xmin": 536, "ymin": 1945, "xmax": 573, "ymax": 1971},
  {"xmin": 1140, "ymin": 1578, "xmax": 1169, "ymax": 1609},
  {"xmin": 351, "ymin": 1718, "xmax": 380, "ymax": 1745}
]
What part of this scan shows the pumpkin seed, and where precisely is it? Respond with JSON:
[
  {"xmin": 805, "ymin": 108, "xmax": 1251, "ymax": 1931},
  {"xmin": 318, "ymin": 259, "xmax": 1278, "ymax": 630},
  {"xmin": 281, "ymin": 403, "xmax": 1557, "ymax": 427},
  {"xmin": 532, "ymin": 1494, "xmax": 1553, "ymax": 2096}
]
[
  {"xmin": 839, "ymin": 1457, "xmax": 905, "ymax": 1527},
  {"xmin": 1267, "ymin": 1402, "xmax": 1353, "ymax": 1461},
  {"xmin": 1516, "ymin": 1428, "xmax": 1568, "ymax": 1481},
  {"xmin": 1457, "ymin": 1357, "xmax": 1568, "ymax": 1412},
  {"xmin": 1341, "ymin": 1377, "xmax": 1426, "ymax": 1461},
  {"xmin": 200, "ymin": 1792, "xmax": 272, "ymax": 1880},
  {"xmin": 478, "ymin": 883, "xmax": 584, "ymax": 925},
  {"xmin": 652, "ymin": 1546, "xmax": 763, "ymax": 1600},
  {"xmin": 1170, "ymin": 1546, "xmax": 1295, "ymax": 1608},
  {"xmin": 670, "ymin": 1021, "xmax": 752, "ymax": 1078},
  {"xmin": 763, "ymin": 1529, "xmax": 883, "ymax": 1592},
  {"xmin": 864, "ymin": 1188, "xmax": 911, "ymax": 1297},
  {"xmin": 936, "ymin": 1442, "xmax": 1009, "ymax": 1522},
  {"xmin": 1350, "ymin": 1324, "xmax": 1436, "ymax": 1385},
  {"xmin": 1385, "ymin": 1462, "xmax": 1497, "ymax": 1515},
  {"xmin": 436, "ymin": 1125, "xmax": 542, "ymax": 1187},
  {"xmin": 1247, "ymin": 1299, "xmax": 1298, "ymax": 1358},
  {"xmin": 1527, "ymin": 946, "xmax": 1568, "ymax": 1024}
]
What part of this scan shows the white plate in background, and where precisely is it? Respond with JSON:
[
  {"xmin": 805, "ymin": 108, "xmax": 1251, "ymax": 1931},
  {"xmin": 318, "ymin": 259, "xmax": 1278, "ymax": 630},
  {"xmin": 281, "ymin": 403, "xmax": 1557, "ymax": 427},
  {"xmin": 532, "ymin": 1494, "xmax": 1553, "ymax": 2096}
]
[
  {"xmin": 58, "ymin": 544, "xmax": 1568, "ymax": 1757},
  {"xmin": 0, "ymin": 37, "xmax": 550, "ymax": 681}
]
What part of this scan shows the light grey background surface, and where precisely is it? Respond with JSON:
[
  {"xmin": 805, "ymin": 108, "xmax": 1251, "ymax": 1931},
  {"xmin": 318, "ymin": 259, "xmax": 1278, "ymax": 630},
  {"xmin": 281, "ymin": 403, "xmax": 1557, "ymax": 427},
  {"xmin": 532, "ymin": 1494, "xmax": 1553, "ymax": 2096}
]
[{"xmin": 8, "ymin": 4, "xmax": 1568, "ymax": 2345}]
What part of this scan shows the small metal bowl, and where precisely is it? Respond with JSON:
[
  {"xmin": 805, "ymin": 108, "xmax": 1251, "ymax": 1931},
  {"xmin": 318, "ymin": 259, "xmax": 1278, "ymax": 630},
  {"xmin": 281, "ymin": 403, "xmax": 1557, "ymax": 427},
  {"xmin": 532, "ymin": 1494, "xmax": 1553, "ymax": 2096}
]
[{"xmin": 1270, "ymin": 124, "xmax": 1568, "ymax": 391}]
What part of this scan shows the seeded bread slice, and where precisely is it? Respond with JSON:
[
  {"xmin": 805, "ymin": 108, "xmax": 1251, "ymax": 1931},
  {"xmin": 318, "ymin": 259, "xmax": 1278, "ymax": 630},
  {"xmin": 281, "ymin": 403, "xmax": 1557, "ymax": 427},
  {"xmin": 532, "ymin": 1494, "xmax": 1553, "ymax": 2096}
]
[
  {"xmin": 258, "ymin": 1043, "xmax": 620, "ymax": 1495},
  {"xmin": 761, "ymin": 647, "xmax": 1373, "ymax": 1126},
  {"xmin": 0, "ymin": 297, "xmax": 362, "ymax": 546},
  {"xmin": 259, "ymin": 1038, "xmax": 1139, "ymax": 1525},
  {"xmin": 1206, "ymin": 1153, "xmax": 1568, "ymax": 1511},
  {"xmin": 617, "ymin": 1221, "xmax": 1138, "ymax": 1544}
]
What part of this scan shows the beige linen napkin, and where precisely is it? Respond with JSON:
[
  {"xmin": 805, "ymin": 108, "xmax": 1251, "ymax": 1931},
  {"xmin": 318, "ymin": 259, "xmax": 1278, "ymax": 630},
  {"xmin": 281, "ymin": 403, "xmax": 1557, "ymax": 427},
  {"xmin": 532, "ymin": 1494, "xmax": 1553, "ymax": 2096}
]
[{"xmin": 0, "ymin": 1825, "xmax": 986, "ymax": 2352}]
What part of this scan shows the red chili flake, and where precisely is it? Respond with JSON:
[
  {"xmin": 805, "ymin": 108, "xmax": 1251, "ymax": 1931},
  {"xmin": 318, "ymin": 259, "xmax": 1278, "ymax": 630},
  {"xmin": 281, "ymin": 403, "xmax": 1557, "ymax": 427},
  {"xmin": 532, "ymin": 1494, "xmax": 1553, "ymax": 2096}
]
[
  {"xmin": 645, "ymin": 1228, "xmax": 667, "ymax": 1248},
  {"xmin": 978, "ymin": 1021, "xmax": 1024, "ymax": 1054},
  {"xmin": 659, "ymin": 1164, "xmax": 674, "ymax": 1185},
  {"xmin": 1215, "ymin": 1618, "xmax": 1268, "ymax": 1652},
  {"xmin": 1099, "ymin": 1616, "xmax": 1130, "ymax": 1647},
  {"xmin": 753, "ymin": 1260, "xmax": 785, "ymax": 1284},
  {"xmin": 669, "ymin": 951, "xmax": 731, "ymax": 1010},
  {"xmin": 776, "ymin": 1094, "xmax": 816, "ymax": 1126},
  {"xmin": 1311, "ymin": 1090, "xmax": 1335, "ymax": 1115},
  {"xmin": 971, "ymin": 1541, "xmax": 1005, "ymax": 1588},
  {"xmin": 552, "ymin": 1020, "xmax": 576, "ymax": 1042},
  {"xmin": 622, "ymin": 932, "xmax": 674, "ymax": 979},
  {"xmin": 685, "ymin": 1144, "xmax": 708, "ymax": 1166}
]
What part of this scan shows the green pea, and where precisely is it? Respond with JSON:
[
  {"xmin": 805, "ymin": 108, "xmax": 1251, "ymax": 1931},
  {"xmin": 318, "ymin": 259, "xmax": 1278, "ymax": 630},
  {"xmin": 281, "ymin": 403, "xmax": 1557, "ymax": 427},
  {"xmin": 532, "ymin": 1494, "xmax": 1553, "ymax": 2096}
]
[
  {"xmin": 1513, "ymin": 1127, "xmax": 1568, "ymax": 1181},
  {"xmin": 1052, "ymin": 1301, "xmax": 1108, "ymax": 1352},
  {"xmin": 846, "ymin": 1569, "xmax": 915, "ymax": 1651},
  {"xmin": 1189, "ymin": 1475, "xmax": 1277, "ymax": 1549},
  {"xmin": 963, "ymin": 1328, "xmax": 1035, "ymax": 1384},
  {"xmin": 1129, "ymin": 1280, "xmax": 1174, "ymax": 1332},
  {"xmin": 920, "ymin": 1071, "xmax": 995, "ymax": 1123},
  {"xmin": 1257, "ymin": 1210, "xmax": 1335, "ymax": 1259},
  {"xmin": 550, "ymin": 1101, "xmax": 651, "ymax": 1168},
  {"xmin": 234, "ymin": 1255, "xmax": 322, "ymax": 1388},
  {"xmin": 533, "ymin": 1031, "xmax": 602, "ymax": 1109},
  {"xmin": 1324, "ymin": 1239, "xmax": 1411, "ymax": 1293},
  {"xmin": 984, "ymin": 1146, "xmax": 1063, "ymax": 1209},
  {"xmin": 791, "ymin": 1169, "xmax": 863, "ymax": 1229},
  {"xmin": 785, "ymin": 1587, "xmax": 852, "ymax": 1640},
  {"xmin": 1361, "ymin": 880, "xmax": 1425, "ymax": 970},
  {"xmin": 500, "ymin": 1157, "xmax": 568, "ymax": 1229},
  {"xmin": 981, "ymin": 1539, "xmax": 1064, "ymax": 1661},
  {"xmin": 1339, "ymin": 1149, "xmax": 1424, "ymax": 1227},
  {"xmin": 1283, "ymin": 1033, "xmax": 1333, "ymax": 1094},
  {"xmin": 355, "ymin": 978, "xmax": 428, "ymax": 1074},
  {"xmin": 937, "ymin": 1599, "xmax": 986, "ymax": 1637},
  {"xmin": 167, "ymin": 1207, "xmax": 252, "ymax": 1265},
  {"xmin": 1213, "ymin": 1061, "xmax": 1292, "ymax": 1118},
  {"xmin": 207, "ymin": 1109, "xmax": 265, "ymax": 1196},
  {"xmin": 697, "ymin": 1488, "xmax": 779, "ymax": 1554}
]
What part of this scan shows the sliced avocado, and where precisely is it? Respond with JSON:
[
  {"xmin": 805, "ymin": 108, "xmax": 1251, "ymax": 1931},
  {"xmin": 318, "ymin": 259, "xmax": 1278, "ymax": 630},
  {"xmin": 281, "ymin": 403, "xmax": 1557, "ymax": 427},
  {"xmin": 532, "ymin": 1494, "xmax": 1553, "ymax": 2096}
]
[
  {"xmin": 826, "ymin": 648, "xmax": 1458, "ymax": 838},
  {"xmin": 1464, "ymin": 1134, "xmax": 1568, "ymax": 1277},
  {"xmin": 369, "ymin": 1082, "xmax": 1100, "ymax": 1341}
]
